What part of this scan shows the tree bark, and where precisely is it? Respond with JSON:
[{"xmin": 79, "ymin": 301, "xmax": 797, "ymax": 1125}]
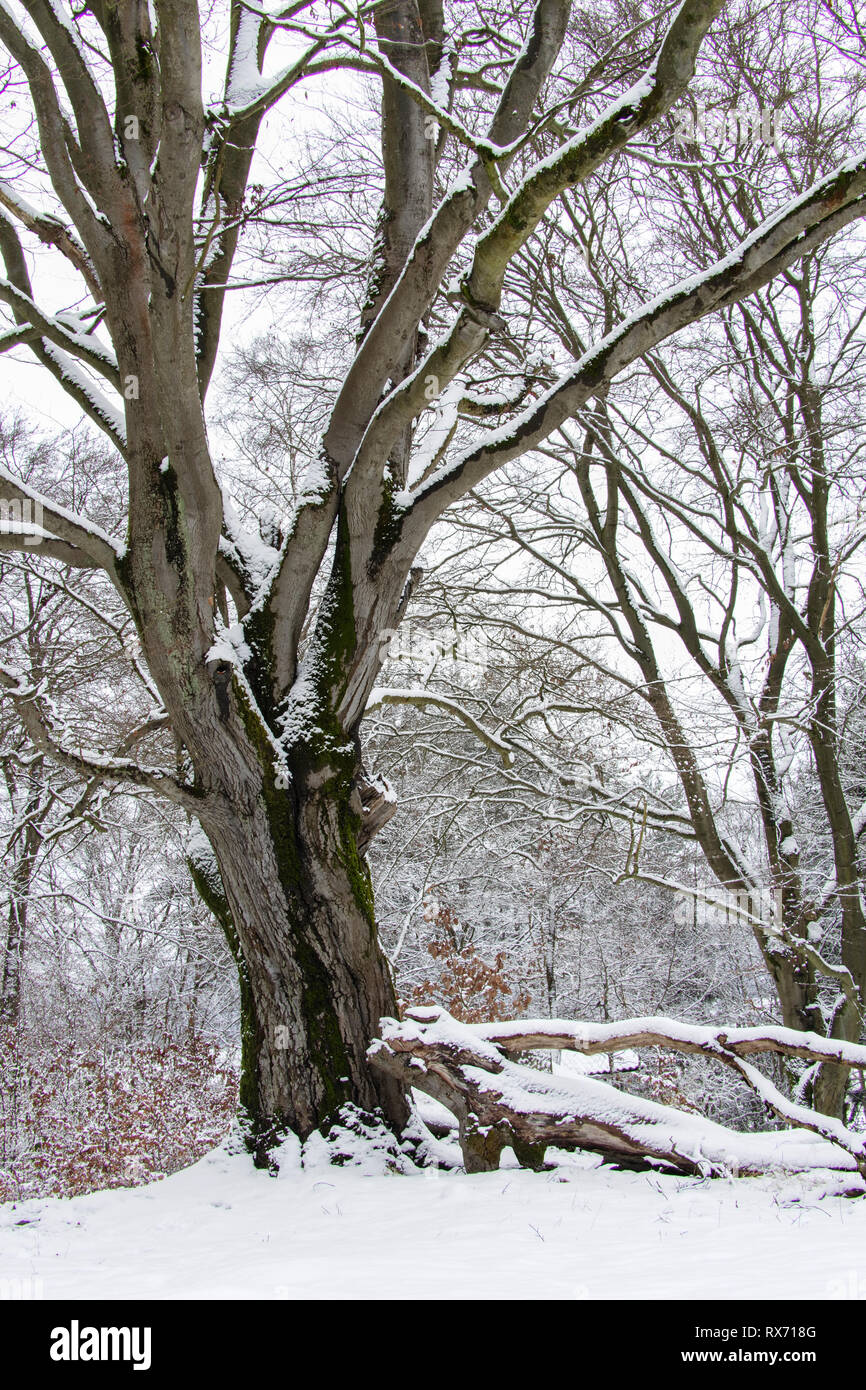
[{"xmin": 188, "ymin": 716, "xmax": 407, "ymax": 1162}]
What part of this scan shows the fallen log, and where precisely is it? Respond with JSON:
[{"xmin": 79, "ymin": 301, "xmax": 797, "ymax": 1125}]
[{"xmin": 369, "ymin": 1006, "xmax": 866, "ymax": 1181}]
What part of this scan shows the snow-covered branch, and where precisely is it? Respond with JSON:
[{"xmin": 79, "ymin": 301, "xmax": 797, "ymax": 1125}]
[
  {"xmin": 370, "ymin": 1006, "xmax": 866, "ymax": 1179},
  {"xmin": 0, "ymin": 662, "xmax": 202, "ymax": 814},
  {"xmin": 0, "ymin": 465, "xmax": 122, "ymax": 574},
  {"xmin": 0, "ymin": 277, "xmax": 119, "ymax": 386},
  {"xmin": 366, "ymin": 688, "xmax": 515, "ymax": 766},
  {"xmin": 403, "ymin": 153, "xmax": 866, "ymax": 541}
]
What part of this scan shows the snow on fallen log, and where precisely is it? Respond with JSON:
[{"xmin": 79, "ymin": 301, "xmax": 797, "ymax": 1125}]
[
  {"xmin": 470, "ymin": 1014, "xmax": 866, "ymax": 1069},
  {"xmin": 368, "ymin": 1006, "xmax": 866, "ymax": 1181}
]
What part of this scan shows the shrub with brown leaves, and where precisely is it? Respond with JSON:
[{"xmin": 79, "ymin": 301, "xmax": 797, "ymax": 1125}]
[{"xmin": 0, "ymin": 1028, "xmax": 238, "ymax": 1200}]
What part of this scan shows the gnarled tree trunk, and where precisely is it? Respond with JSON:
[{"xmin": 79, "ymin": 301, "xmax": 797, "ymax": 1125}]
[{"xmin": 193, "ymin": 759, "xmax": 407, "ymax": 1161}]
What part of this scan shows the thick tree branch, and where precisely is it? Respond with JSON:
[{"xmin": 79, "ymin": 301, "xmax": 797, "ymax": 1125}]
[
  {"xmin": 0, "ymin": 278, "xmax": 120, "ymax": 387},
  {"xmin": 321, "ymin": 0, "xmax": 574, "ymax": 476},
  {"xmin": 0, "ymin": 179, "xmax": 101, "ymax": 300},
  {"xmin": 0, "ymin": 3, "xmax": 112, "ymax": 262},
  {"xmin": 401, "ymin": 154, "xmax": 866, "ymax": 547},
  {"xmin": 0, "ymin": 211, "xmax": 126, "ymax": 451},
  {"xmin": 0, "ymin": 532, "xmax": 102, "ymax": 567},
  {"xmin": 465, "ymin": 0, "xmax": 725, "ymax": 312},
  {"xmin": 0, "ymin": 467, "xmax": 122, "ymax": 574}
]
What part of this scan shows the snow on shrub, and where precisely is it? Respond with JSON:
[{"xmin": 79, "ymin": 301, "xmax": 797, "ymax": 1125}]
[{"xmin": 0, "ymin": 1029, "xmax": 237, "ymax": 1200}]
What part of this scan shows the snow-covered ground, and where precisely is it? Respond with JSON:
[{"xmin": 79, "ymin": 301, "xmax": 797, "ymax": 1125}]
[{"xmin": 2, "ymin": 1135, "xmax": 865, "ymax": 1301}]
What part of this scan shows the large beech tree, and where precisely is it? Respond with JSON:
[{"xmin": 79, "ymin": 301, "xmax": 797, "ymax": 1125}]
[{"xmin": 1, "ymin": 0, "xmax": 865, "ymax": 1161}]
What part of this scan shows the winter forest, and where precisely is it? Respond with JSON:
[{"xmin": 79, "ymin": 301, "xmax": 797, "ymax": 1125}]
[{"xmin": 1, "ymin": 0, "xmax": 866, "ymax": 1307}]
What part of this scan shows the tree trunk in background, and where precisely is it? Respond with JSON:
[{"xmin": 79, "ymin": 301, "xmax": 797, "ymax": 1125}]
[{"xmin": 0, "ymin": 812, "xmax": 40, "ymax": 1028}]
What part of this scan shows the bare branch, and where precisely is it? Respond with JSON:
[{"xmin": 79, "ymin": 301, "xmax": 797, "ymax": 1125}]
[
  {"xmin": 366, "ymin": 687, "xmax": 515, "ymax": 765},
  {"xmin": 0, "ymin": 662, "xmax": 203, "ymax": 814}
]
